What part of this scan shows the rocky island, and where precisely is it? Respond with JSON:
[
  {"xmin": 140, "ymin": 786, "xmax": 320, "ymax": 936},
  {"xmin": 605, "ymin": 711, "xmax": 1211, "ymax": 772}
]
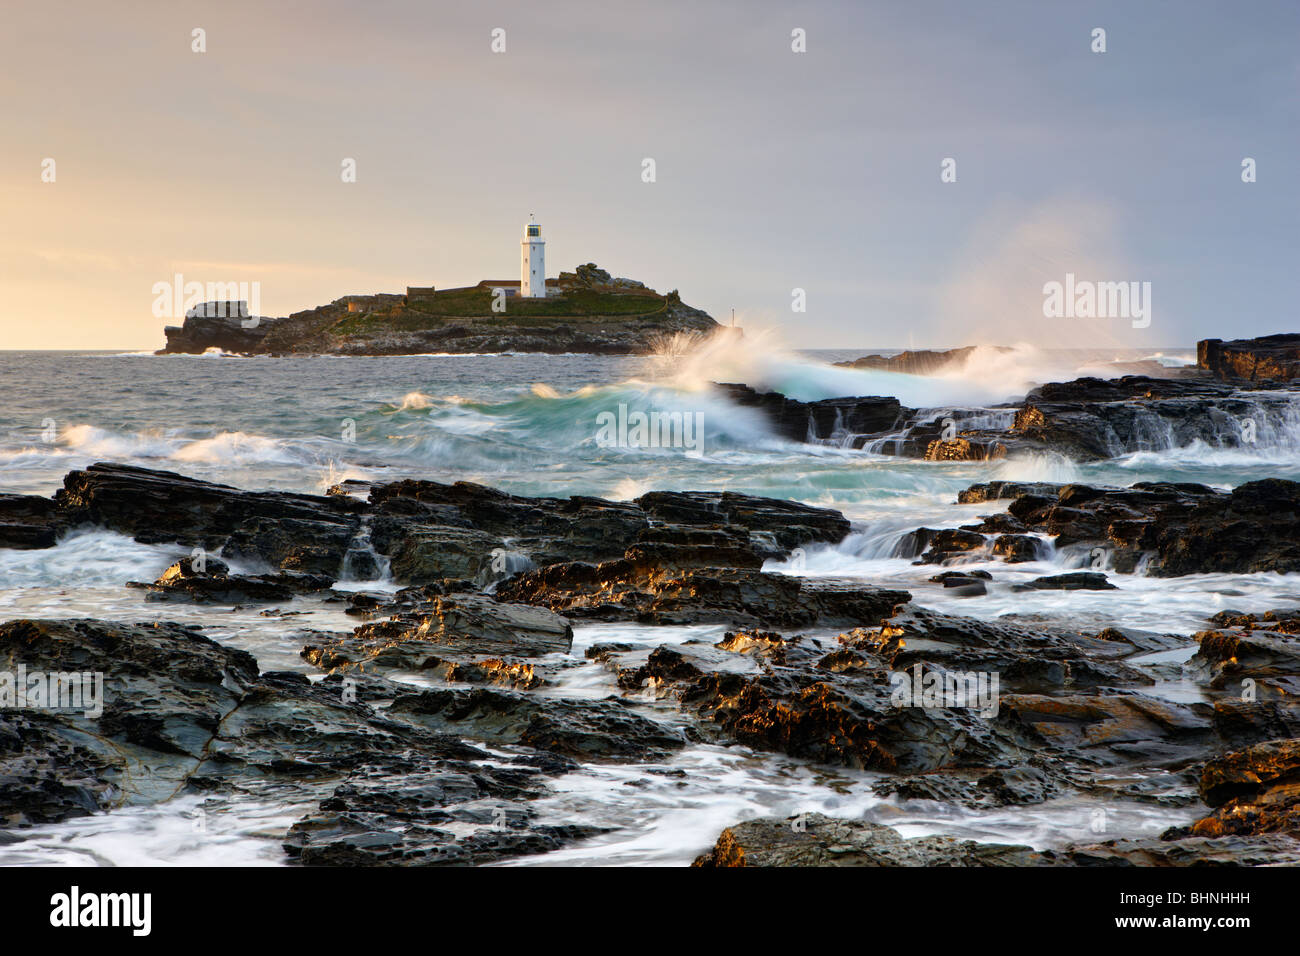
[{"xmin": 158, "ymin": 264, "xmax": 721, "ymax": 356}]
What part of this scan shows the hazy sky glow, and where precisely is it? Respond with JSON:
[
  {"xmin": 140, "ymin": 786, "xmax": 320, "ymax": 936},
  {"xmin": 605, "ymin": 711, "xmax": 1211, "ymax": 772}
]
[{"xmin": 3, "ymin": 0, "xmax": 1297, "ymax": 350}]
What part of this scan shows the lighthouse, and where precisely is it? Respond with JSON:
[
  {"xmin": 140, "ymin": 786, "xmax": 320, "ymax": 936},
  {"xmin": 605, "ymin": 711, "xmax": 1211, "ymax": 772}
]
[{"xmin": 520, "ymin": 218, "xmax": 546, "ymax": 297}]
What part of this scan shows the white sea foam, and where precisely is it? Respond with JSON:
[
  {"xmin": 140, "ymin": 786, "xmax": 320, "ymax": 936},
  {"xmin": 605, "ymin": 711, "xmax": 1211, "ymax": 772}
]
[{"xmin": 0, "ymin": 529, "xmax": 176, "ymax": 589}]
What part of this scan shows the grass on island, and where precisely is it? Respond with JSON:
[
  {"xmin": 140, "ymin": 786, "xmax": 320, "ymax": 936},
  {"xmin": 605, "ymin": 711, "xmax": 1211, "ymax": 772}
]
[{"xmin": 329, "ymin": 287, "xmax": 669, "ymax": 335}]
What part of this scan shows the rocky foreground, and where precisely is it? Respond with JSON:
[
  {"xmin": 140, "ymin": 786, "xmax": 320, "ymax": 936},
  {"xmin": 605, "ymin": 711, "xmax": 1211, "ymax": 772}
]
[{"xmin": 2, "ymin": 462, "xmax": 1300, "ymax": 865}]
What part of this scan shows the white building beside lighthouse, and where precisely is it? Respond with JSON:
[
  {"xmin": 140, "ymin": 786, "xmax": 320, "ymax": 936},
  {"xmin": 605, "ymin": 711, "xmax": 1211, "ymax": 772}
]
[{"xmin": 520, "ymin": 218, "xmax": 546, "ymax": 297}]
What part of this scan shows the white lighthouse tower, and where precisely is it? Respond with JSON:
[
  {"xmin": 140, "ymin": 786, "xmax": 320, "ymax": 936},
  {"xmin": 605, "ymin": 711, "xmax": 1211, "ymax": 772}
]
[{"xmin": 520, "ymin": 217, "xmax": 545, "ymax": 297}]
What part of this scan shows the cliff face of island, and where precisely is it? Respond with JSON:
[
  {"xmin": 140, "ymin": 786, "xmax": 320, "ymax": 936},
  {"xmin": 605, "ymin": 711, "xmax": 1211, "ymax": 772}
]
[
  {"xmin": 1198, "ymin": 333, "xmax": 1300, "ymax": 383},
  {"xmin": 158, "ymin": 264, "xmax": 721, "ymax": 356}
]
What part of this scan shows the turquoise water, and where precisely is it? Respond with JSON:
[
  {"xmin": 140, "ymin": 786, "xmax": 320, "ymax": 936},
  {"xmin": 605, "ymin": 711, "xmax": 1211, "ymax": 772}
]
[{"xmin": 2, "ymin": 346, "xmax": 1296, "ymax": 512}]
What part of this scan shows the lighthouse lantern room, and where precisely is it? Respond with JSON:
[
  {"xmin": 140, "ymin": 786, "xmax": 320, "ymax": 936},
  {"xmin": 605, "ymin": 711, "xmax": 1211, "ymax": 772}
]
[{"xmin": 521, "ymin": 218, "xmax": 545, "ymax": 297}]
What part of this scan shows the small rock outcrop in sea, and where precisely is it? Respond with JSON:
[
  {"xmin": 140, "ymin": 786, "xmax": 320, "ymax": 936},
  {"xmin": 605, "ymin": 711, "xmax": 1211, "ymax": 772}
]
[
  {"xmin": 157, "ymin": 264, "xmax": 721, "ymax": 356},
  {"xmin": 1198, "ymin": 333, "xmax": 1300, "ymax": 383},
  {"xmin": 905, "ymin": 478, "xmax": 1300, "ymax": 576},
  {"xmin": 712, "ymin": 383, "xmax": 905, "ymax": 444},
  {"xmin": 6, "ymin": 463, "xmax": 850, "ymax": 588},
  {"xmin": 832, "ymin": 346, "xmax": 1012, "ymax": 375},
  {"xmin": 714, "ymin": 372, "xmax": 1300, "ymax": 462},
  {"xmin": 126, "ymin": 555, "xmax": 334, "ymax": 603}
]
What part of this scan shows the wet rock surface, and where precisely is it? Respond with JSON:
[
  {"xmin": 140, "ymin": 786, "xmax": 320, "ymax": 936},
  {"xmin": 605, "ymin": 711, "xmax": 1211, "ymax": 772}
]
[
  {"xmin": 127, "ymin": 555, "xmax": 335, "ymax": 604},
  {"xmin": 4, "ymin": 463, "xmax": 1300, "ymax": 866},
  {"xmin": 305, "ymin": 590, "xmax": 574, "ymax": 669},
  {"xmin": 0, "ymin": 494, "xmax": 62, "ymax": 549},
  {"xmin": 367, "ymin": 478, "xmax": 850, "ymax": 583},
  {"xmin": 693, "ymin": 813, "xmax": 1043, "ymax": 866},
  {"xmin": 711, "ymin": 383, "xmax": 905, "ymax": 445},
  {"xmin": 0, "ymin": 618, "xmax": 259, "ymax": 824},
  {"xmin": 913, "ymin": 478, "xmax": 1300, "ymax": 576},
  {"xmin": 0, "ymin": 618, "xmax": 610, "ymax": 865},
  {"xmin": 497, "ymin": 562, "xmax": 909, "ymax": 627},
  {"xmin": 693, "ymin": 811, "xmax": 1300, "ymax": 867},
  {"xmin": 714, "ymin": 372, "xmax": 1300, "ymax": 462},
  {"xmin": 1199, "ymin": 333, "xmax": 1300, "ymax": 383},
  {"xmin": 388, "ymin": 687, "xmax": 693, "ymax": 761},
  {"xmin": 14, "ymin": 464, "xmax": 854, "ymax": 589},
  {"xmin": 53, "ymin": 463, "xmax": 366, "ymax": 572}
]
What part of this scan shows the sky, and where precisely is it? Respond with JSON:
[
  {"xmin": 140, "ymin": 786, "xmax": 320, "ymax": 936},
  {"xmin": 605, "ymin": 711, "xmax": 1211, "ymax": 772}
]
[{"xmin": 2, "ymin": 0, "xmax": 1297, "ymax": 350}]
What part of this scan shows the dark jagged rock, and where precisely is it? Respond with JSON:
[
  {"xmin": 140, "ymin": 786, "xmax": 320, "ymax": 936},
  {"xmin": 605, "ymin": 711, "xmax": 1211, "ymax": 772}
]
[
  {"xmin": 302, "ymin": 591, "xmax": 573, "ymax": 672},
  {"xmin": 693, "ymin": 813, "xmax": 1043, "ymax": 867},
  {"xmin": 160, "ymin": 311, "xmax": 274, "ymax": 353},
  {"xmin": 929, "ymin": 570, "xmax": 992, "ymax": 583},
  {"xmin": 716, "ymin": 370, "xmax": 1299, "ymax": 462},
  {"xmin": 281, "ymin": 755, "xmax": 605, "ymax": 865},
  {"xmin": 365, "ymin": 478, "xmax": 850, "ymax": 584},
  {"xmin": 633, "ymin": 490, "xmax": 851, "ymax": 553},
  {"xmin": 1199, "ymin": 333, "xmax": 1300, "ymax": 383},
  {"xmin": 583, "ymin": 590, "xmax": 1286, "ymax": 814},
  {"xmin": 1091, "ymin": 626, "xmax": 1187, "ymax": 654},
  {"xmin": 1051, "ymin": 738, "xmax": 1300, "ymax": 865},
  {"xmin": 593, "ymin": 607, "xmax": 1165, "ymax": 786},
  {"xmin": 696, "ymin": 809, "xmax": 1300, "ymax": 866},
  {"xmin": 54, "ymin": 463, "xmax": 364, "ymax": 573},
  {"xmin": 1052, "ymin": 833, "xmax": 1300, "ymax": 866},
  {"xmin": 496, "ymin": 561, "xmax": 909, "ymax": 628},
  {"xmin": 898, "ymin": 527, "xmax": 987, "ymax": 563},
  {"xmin": 7, "ymin": 463, "xmax": 856, "ymax": 602},
  {"xmin": 1010, "ymin": 375, "xmax": 1297, "ymax": 461},
  {"xmin": 924, "ymin": 436, "xmax": 1008, "ymax": 461},
  {"xmin": 995, "ymin": 692, "xmax": 1218, "ymax": 770},
  {"xmin": 0, "ymin": 617, "xmax": 606, "ymax": 864},
  {"xmin": 864, "ymin": 606, "xmax": 1154, "ymax": 692},
  {"xmin": 0, "ymin": 494, "xmax": 62, "ymax": 549},
  {"xmin": 0, "ymin": 618, "xmax": 259, "ymax": 823},
  {"xmin": 1193, "ymin": 625, "xmax": 1300, "ymax": 697},
  {"xmin": 388, "ymin": 687, "xmax": 692, "ymax": 761},
  {"xmin": 958, "ymin": 481, "xmax": 1064, "ymax": 505},
  {"xmin": 1191, "ymin": 739, "xmax": 1300, "ymax": 837},
  {"xmin": 1014, "ymin": 572, "xmax": 1117, "ymax": 591},
  {"xmin": 126, "ymin": 555, "xmax": 335, "ymax": 603},
  {"xmin": 932, "ymin": 478, "xmax": 1300, "ymax": 575},
  {"xmin": 411, "ymin": 656, "xmax": 546, "ymax": 690},
  {"xmin": 605, "ymin": 637, "xmax": 1001, "ymax": 772},
  {"xmin": 1187, "ymin": 613, "xmax": 1300, "ymax": 748},
  {"xmin": 1156, "ymin": 478, "xmax": 1300, "ymax": 575},
  {"xmin": 832, "ymin": 346, "xmax": 1011, "ymax": 376},
  {"xmin": 711, "ymin": 383, "xmax": 906, "ymax": 446},
  {"xmin": 990, "ymin": 534, "xmax": 1042, "ymax": 563}
]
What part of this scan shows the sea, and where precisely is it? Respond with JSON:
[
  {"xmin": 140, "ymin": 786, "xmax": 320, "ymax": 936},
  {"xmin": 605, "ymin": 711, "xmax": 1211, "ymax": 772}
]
[{"xmin": 1, "ymin": 338, "xmax": 1299, "ymax": 865}]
